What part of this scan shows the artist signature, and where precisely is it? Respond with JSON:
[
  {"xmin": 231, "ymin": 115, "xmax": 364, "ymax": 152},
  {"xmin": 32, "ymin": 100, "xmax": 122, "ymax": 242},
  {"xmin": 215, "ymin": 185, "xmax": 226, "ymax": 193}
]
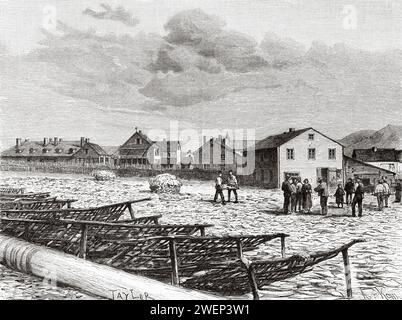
[
  {"xmin": 360, "ymin": 287, "xmax": 401, "ymax": 300},
  {"xmin": 110, "ymin": 289, "xmax": 154, "ymax": 300}
]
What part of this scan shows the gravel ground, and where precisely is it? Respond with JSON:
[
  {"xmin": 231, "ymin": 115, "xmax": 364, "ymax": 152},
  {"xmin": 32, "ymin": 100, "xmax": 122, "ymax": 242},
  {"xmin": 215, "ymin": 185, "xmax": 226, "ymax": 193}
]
[{"xmin": 1, "ymin": 171, "xmax": 401, "ymax": 300}]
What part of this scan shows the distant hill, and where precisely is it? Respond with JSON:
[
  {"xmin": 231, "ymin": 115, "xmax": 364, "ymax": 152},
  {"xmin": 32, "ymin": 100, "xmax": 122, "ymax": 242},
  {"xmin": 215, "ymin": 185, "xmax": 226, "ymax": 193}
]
[{"xmin": 341, "ymin": 125, "xmax": 402, "ymax": 156}]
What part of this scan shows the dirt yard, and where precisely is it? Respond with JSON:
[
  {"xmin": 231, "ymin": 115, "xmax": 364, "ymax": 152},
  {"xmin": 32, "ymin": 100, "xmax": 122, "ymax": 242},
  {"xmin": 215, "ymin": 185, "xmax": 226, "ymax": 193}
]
[{"xmin": 1, "ymin": 171, "xmax": 401, "ymax": 300}]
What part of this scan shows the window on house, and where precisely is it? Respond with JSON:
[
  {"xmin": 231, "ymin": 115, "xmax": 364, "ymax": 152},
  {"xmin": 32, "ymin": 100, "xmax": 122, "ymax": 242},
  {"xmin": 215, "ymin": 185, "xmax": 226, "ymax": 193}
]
[
  {"xmin": 308, "ymin": 134, "xmax": 315, "ymax": 141},
  {"xmin": 389, "ymin": 164, "xmax": 395, "ymax": 171},
  {"xmin": 136, "ymin": 138, "xmax": 142, "ymax": 144},
  {"xmin": 328, "ymin": 148, "xmax": 336, "ymax": 160},
  {"xmin": 29, "ymin": 148, "xmax": 35, "ymax": 154},
  {"xmin": 286, "ymin": 148, "xmax": 295, "ymax": 160},
  {"xmin": 154, "ymin": 148, "xmax": 159, "ymax": 157},
  {"xmin": 85, "ymin": 149, "xmax": 89, "ymax": 155},
  {"xmin": 221, "ymin": 153, "xmax": 226, "ymax": 161},
  {"xmin": 308, "ymin": 148, "xmax": 316, "ymax": 160}
]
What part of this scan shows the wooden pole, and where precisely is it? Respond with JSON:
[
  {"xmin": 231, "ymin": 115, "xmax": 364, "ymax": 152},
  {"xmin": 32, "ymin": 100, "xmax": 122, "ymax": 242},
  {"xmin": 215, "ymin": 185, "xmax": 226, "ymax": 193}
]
[
  {"xmin": 342, "ymin": 249, "xmax": 353, "ymax": 299},
  {"xmin": 127, "ymin": 203, "xmax": 135, "ymax": 220},
  {"xmin": 0, "ymin": 234, "xmax": 222, "ymax": 300},
  {"xmin": 236, "ymin": 239, "xmax": 243, "ymax": 258},
  {"xmin": 169, "ymin": 238, "xmax": 180, "ymax": 286},
  {"xmin": 200, "ymin": 227, "xmax": 206, "ymax": 237},
  {"xmin": 246, "ymin": 265, "xmax": 259, "ymax": 300},
  {"xmin": 281, "ymin": 236, "xmax": 286, "ymax": 258},
  {"xmin": 79, "ymin": 224, "xmax": 88, "ymax": 259}
]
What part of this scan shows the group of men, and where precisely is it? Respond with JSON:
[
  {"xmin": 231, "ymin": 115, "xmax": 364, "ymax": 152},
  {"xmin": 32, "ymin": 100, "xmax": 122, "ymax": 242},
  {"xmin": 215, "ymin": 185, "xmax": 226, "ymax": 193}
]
[
  {"xmin": 374, "ymin": 178, "xmax": 401, "ymax": 210},
  {"xmin": 213, "ymin": 170, "xmax": 239, "ymax": 205},
  {"xmin": 281, "ymin": 176, "xmax": 313, "ymax": 214},
  {"xmin": 282, "ymin": 176, "xmax": 365, "ymax": 217}
]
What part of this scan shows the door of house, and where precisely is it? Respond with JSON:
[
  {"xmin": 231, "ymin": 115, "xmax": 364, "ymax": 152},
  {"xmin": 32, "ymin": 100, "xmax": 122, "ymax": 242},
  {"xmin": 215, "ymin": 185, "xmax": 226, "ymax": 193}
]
[{"xmin": 316, "ymin": 168, "xmax": 329, "ymax": 183}]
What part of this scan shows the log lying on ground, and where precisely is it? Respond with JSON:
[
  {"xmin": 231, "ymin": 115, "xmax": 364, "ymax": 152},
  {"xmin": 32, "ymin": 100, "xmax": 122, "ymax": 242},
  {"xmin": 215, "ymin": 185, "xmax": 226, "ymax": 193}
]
[{"xmin": 0, "ymin": 234, "xmax": 223, "ymax": 300}]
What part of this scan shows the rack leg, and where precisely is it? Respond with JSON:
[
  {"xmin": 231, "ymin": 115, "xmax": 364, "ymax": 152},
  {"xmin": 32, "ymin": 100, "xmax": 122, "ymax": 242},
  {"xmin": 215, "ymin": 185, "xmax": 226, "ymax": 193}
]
[{"xmin": 342, "ymin": 249, "xmax": 352, "ymax": 299}]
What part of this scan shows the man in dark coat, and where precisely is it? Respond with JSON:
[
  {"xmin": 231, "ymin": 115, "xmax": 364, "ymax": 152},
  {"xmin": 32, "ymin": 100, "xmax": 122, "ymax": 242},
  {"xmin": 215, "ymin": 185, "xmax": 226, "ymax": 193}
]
[
  {"xmin": 395, "ymin": 179, "xmax": 402, "ymax": 203},
  {"xmin": 282, "ymin": 176, "xmax": 293, "ymax": 214},
  {"xmin": 344, "ymin": 178, "xmax": 355, "ymax": 205},
  {"xmin": 352, "ymin": 178, "xmax": 364, "ymax": 217}
]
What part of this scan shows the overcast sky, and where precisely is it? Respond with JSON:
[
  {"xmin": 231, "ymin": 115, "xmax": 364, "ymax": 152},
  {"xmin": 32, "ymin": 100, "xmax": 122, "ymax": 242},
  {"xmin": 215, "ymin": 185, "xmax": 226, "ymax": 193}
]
[{"xmin": 1, "ymin": 0, "xmax": 401, "ymax": 55}]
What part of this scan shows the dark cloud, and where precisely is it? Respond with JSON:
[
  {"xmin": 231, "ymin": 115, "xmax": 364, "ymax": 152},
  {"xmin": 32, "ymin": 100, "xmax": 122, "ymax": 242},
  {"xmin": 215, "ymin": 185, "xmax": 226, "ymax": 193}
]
[
  {"xmin": 157, "ymin": 8, "xmax": 267, "ymax": 73},
  {"xmin": 260, "ymin": 32, "xmax": 305, "ymax": 68},
  {"xmin": 83, "ymin": 3, "xmax": 139, "ymax": 27}
]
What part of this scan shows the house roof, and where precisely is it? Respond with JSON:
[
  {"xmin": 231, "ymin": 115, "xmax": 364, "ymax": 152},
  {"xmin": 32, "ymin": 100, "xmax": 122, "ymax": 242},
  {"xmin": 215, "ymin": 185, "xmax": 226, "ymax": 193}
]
[
  {"xmin": 1, "ymin": 140, "xmax": 81, "ymax": 158},
  {"xmin": 101, "ymin": 146, "xmax": 120, "ymax": 156},
  {"xmin": 352, "ymin": 148, "xmax": 398, "ymax": 162},
  {"xmin": 253, "ymin": 127, "xmax": 343, "ymax": 151},
  {"xmin": 344, "ymin": 155, "xmax": 396, "ymax": 174},
  {"xmin": 85, "ymin": 142, "xmax": 108, "ymax": 156}
]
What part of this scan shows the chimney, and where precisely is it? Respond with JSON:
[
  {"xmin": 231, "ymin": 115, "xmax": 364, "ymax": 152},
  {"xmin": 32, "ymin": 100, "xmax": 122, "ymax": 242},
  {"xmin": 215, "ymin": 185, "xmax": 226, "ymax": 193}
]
[
  {"xmin": 289, "ymin": 128, "xmax": 295, "ymax": 132},
  {"xmin": 80, "ymin": 137, "xmax": 85, "ymax": 147},
  {"xmin": 16, "ymin": 138, "xmax": 21, "ymax": 148},
  {"xmin": 54, "ymin": 137, "xmax": 58, "ymax": 145},
  {"xmin": 43, "ymin": 137, "xmax": 48, "ymax": 146}
]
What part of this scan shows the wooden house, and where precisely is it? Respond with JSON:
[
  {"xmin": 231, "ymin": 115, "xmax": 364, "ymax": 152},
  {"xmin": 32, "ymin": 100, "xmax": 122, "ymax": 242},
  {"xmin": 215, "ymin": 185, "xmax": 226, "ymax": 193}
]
[
  {"xmin": 116, "ymin": 128, "xmax": 181, "ymax": 169},
  {"xmin": 251, "ymin": 128, "xmax": 344, "ymax": 188},
  {"xmin": 352, "ymin": 147, "xmax": 402, "ymax": 174}
]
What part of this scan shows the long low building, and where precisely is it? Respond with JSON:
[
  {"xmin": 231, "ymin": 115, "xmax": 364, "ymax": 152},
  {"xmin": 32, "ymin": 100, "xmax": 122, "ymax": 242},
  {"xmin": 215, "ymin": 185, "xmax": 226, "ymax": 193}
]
[{"xmin": 0, "ymin": 137, "xmax": 112, "ymax": 164}]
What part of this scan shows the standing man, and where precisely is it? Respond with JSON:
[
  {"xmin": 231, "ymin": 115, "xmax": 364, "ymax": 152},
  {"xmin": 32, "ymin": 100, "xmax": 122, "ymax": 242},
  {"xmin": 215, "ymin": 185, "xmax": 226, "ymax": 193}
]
[
  {"xmin": 344, "ymin": 178, "xmax": 355, "ymax": 205},
  {"xmin": 374, "ymin": 179, "xmax": 385, "ymax": 211},
  {"xmin": 281, "ymin": 176, "xmax": 293, "ymax": 214},
  {"xmin": 301, "ymin": 179, "xmax": 313, "ymax": 213},
  {"xmin": 394, "ymin": 179, "xmax": 402, "ymax": 203},
  {"xmin": 290, "ymin": 178, "xmax": 297, "ymax": 213},
  {"xmin": 382, "ymin": 178, "xmax": 390, "ymax": 208},
  {"xmin": 314, "ymin": 178, "xmax": 329, "ymax": 215},
  {"xmin": 213, "ymin": 171, "xmax": 226, "ymax": 205},
  {"xmin": 352, "ymin": 178, "xmax": 364, "ymax": 217},
  {"xmin": 227, "ymin": 170, "xmax": 239, "ymax": 203},
  {"xmin": 295, "ymin": 177, "xmax": 303, "ymax": 212}
]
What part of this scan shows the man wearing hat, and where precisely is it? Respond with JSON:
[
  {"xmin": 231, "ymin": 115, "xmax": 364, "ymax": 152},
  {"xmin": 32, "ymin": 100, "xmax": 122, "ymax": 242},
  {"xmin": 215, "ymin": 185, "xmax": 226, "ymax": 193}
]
[
  {"xmin": 374, "ymin": 179, "xmax": 385, "ymax": 210},
  {"xmin": 352, "ymin": 178, "xmax": 365, "ymax": 217},
  {"xmin": 314, "ymin": 178, "xmax": 329, "ymax": 215},
  {"xmin": 281, "ymin": 175, "xmax": 293, "ymax": 214}
]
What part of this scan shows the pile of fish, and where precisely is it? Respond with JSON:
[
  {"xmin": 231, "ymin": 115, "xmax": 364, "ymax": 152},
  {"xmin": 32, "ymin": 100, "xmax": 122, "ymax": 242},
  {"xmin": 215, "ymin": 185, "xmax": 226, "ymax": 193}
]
[{"xmin": 149, "ymin": 173, "xmax": 182, "ymax": 194}]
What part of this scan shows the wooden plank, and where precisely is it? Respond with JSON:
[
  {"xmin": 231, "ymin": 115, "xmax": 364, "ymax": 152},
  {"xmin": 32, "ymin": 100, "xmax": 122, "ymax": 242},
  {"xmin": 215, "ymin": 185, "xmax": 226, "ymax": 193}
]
[
  {"xmin": 281, "ymin": 236, "xmax": 286, "ymax": 258},
  {"xmin": 169, "ymin": 238, "xmax": 180, "ymax": 286},
  {"xmin": 0, "ymin": 234, "xmax": 223, "ymax": 300},
  {"xmin": 79, "ymin": 224, "xmax": 88, "ymax": 259},
  {"xmin": 342, "ymin": 249, "xmax": 352, "ymax": 298}
]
